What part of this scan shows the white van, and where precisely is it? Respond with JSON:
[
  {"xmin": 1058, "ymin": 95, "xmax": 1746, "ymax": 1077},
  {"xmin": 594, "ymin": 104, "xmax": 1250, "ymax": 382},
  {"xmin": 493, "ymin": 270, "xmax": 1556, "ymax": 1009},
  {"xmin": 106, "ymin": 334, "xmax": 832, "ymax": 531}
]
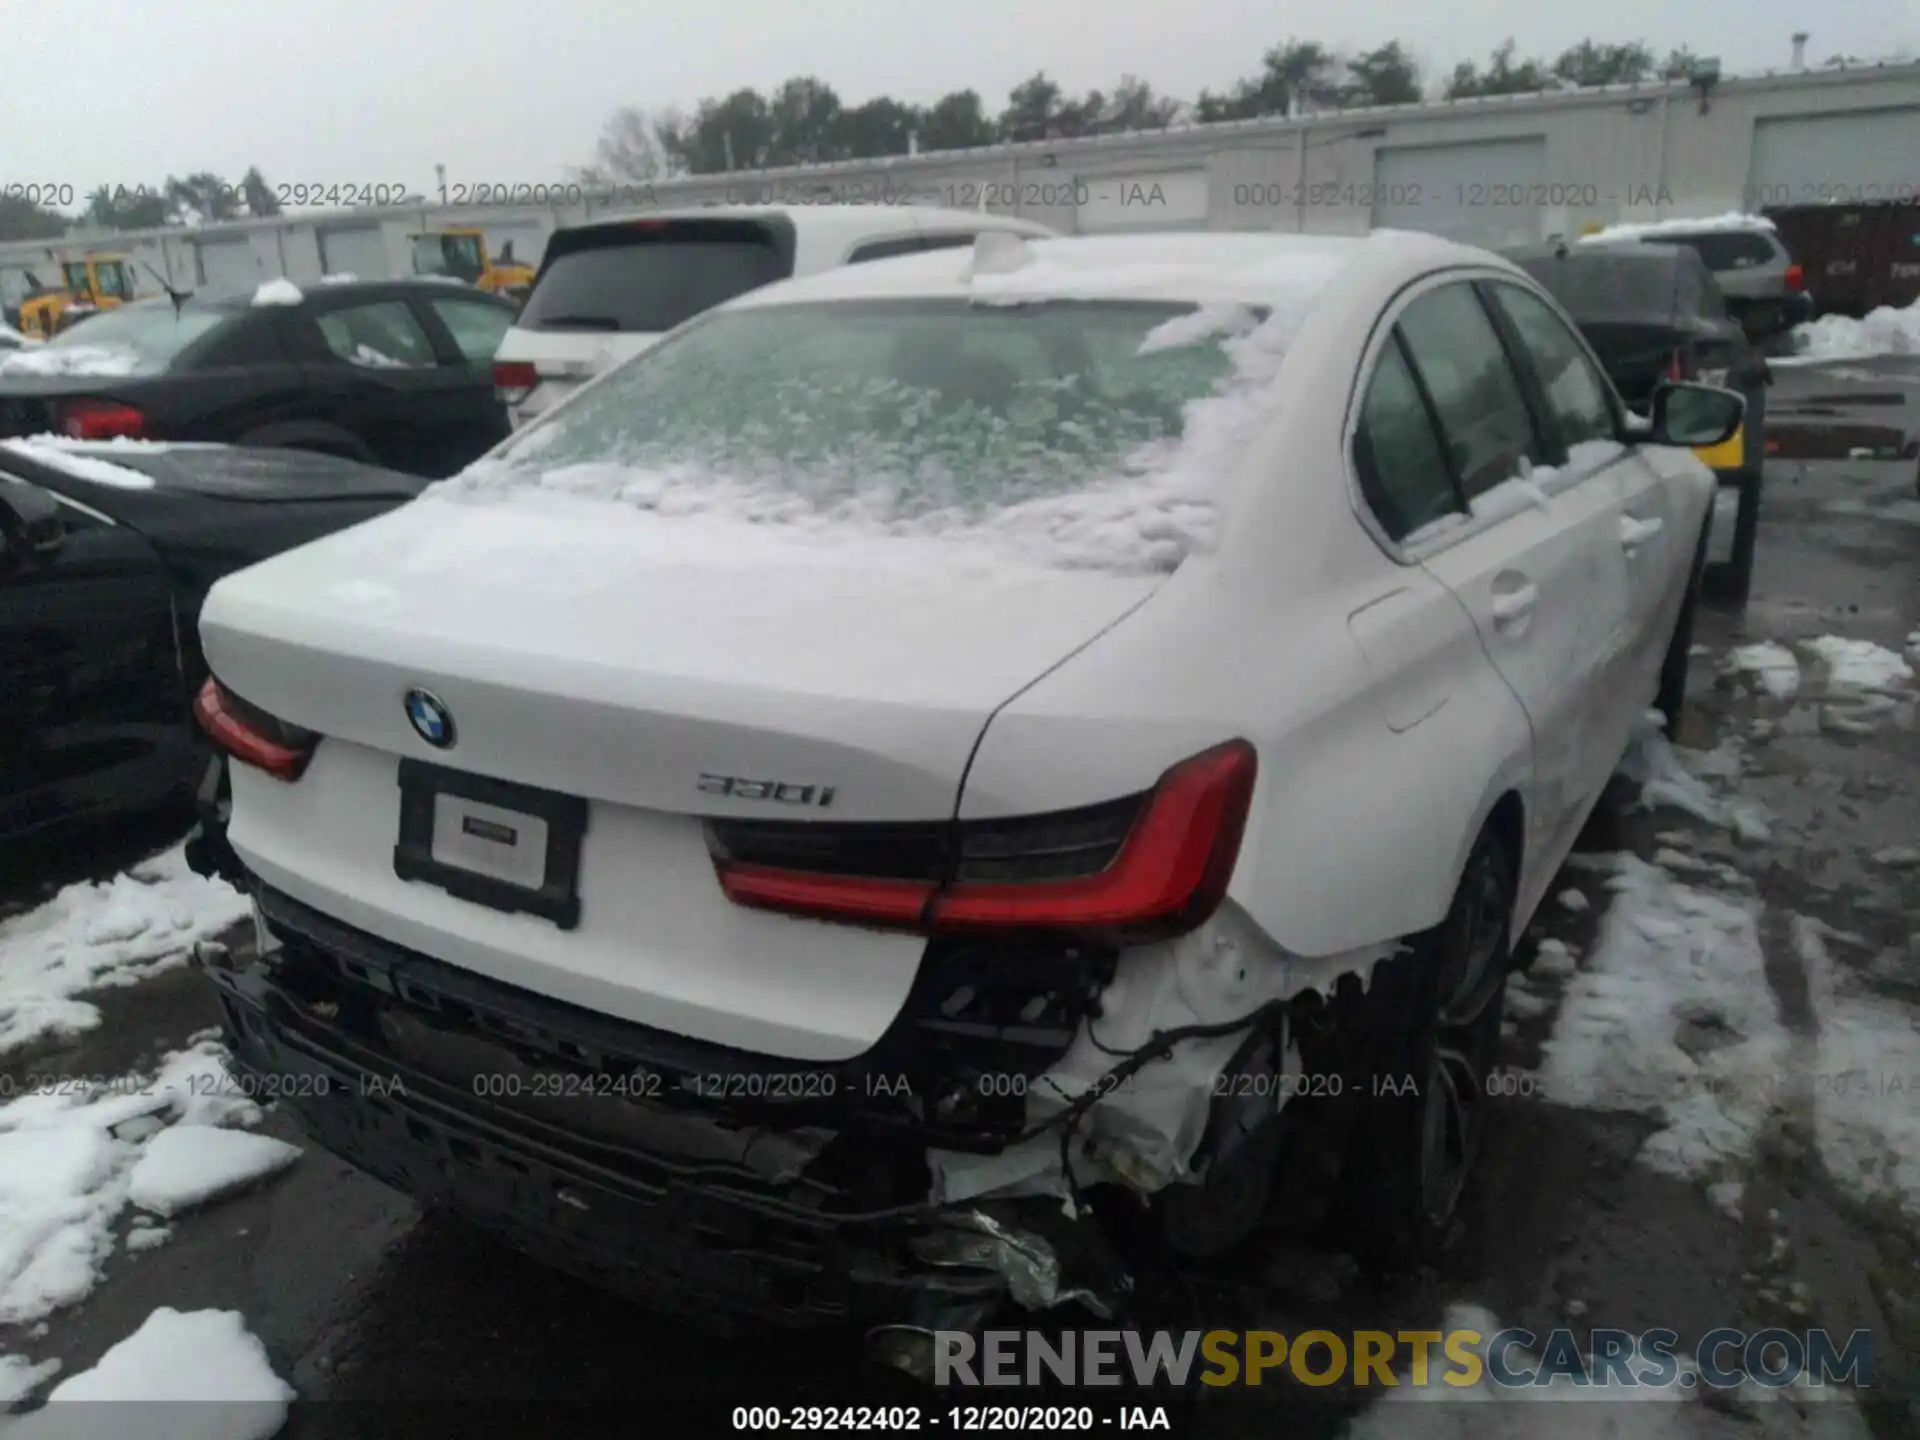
[{"xmin": 490, "ymin": 205, "xmax": 1057, "ymax": 427}]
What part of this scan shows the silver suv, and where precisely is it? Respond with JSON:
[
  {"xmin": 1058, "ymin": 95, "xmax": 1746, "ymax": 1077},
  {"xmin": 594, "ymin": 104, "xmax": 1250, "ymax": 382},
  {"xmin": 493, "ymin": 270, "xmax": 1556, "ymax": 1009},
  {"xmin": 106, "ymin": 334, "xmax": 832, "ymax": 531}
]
[{"xmin": 1583, "ymin": 219, "xmax": 1812, "ymax": 341}]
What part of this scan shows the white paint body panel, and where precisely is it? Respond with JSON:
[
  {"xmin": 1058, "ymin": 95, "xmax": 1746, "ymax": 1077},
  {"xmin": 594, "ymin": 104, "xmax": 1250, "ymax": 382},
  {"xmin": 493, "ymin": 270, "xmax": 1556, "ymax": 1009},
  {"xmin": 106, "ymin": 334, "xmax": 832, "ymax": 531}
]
[{"xmin": 207, "ymin": 230, "xmax": 1715, "ymax": 1166}]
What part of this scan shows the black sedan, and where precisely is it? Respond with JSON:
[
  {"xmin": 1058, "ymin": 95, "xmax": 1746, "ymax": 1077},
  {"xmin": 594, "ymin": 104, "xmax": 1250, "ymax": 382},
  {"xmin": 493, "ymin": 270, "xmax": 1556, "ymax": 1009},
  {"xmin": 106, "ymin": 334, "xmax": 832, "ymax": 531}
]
[
  {"xmin": 0, "ymin": 439, "xmax": 425, "ymax": 844},
  {"xmin": 0, "ymin": 280, "xmax": 515, "ymax": 478}
]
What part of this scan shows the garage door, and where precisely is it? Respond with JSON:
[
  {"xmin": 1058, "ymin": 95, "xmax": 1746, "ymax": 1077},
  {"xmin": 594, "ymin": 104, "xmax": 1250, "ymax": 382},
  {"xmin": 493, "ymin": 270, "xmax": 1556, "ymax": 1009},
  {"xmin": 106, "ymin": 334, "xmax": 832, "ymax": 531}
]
[
  {"xmin": 1749, "ymin": 111, "xmax": 1920, "ymax": 206},
  {"xmin": 318, "ymin": 226, "xmax": 389, "ymax": 278},
  {"xmin": 1078, "ymin": 170, "xmax": 1210, "ymax": 233},
  {"xmin": 1373, "ymin": 139, "xmax": 1547, "ymax": 247},
  {"xmin": 195, "ymin": 239, "xmax": 262, "ymax": 293}
]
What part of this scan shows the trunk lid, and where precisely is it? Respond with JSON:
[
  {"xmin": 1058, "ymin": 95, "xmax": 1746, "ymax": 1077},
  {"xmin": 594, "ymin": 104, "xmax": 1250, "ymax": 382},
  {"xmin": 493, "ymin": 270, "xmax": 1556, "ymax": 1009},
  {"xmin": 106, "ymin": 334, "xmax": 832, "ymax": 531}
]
[{"xmin": 199, "ymin": 493, "xmax": 1163, "ymax": 822}]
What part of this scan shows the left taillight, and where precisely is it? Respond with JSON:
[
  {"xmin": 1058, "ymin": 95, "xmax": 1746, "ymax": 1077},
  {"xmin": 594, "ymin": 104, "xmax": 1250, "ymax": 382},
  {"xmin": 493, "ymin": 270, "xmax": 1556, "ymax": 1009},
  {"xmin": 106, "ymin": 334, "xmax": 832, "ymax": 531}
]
[
  {"xmin": 492, "ymin": 360, "xmax": 536, "ymax": 406},
  {"xmin": 56, "ymin": 398, "xmax": 147, "ymax": 440},
  {"xmin": 1784, "ymin": 262, "xmax": 1805, "ymax": 292},
  {"xmin": 710, "ymin": 739, "xmax": 1258, "ymax": 946},
  {"xmin": 192, "ymin": 677, "xmax": 319, "ymax": 782}
]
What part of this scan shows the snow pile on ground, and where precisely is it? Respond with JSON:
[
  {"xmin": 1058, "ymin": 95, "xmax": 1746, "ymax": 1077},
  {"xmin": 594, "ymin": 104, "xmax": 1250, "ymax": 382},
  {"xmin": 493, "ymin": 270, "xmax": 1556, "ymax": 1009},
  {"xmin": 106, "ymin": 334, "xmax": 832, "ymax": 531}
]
[
  {"xmin": 1577, "ymin": 212, "xmax": 1775, "ymax": 245},
  {"xmin": 250, "ymin": 279, "xmax": 303, "ymax": 307},
  {"xmin": 127, "ymin": 1128, "xmax": 301, "ymax": 1219},
  {"xmin": 1618, "ymin": 717, "xmax": 1769, "ymax": 842},
  {"xmin": 1538, "ymin": 853, "xmax": 1789, "ymax": 1190},
  {"xmin": 1802, "ymin": 635, "xmax": 1913, "ymax": 693},
  {"xmin": 0, "ymin": 345, "xmax": 140, "ymax": 379},
  {"xmin": 0, "ymin": 1035, "xmax": 293, "ymax": 1330},
  {"xmin": 0, "ymin": 439, "xmax": 155, "ymax": 491},
  {"xmin": 1342, "ymin": 1302, "xmax": 1867, "ymax": 1439},
  {"xmin": 1723, "ymin": 642, "xmax": 1801, "ymax": 702},
  {"xmin": 0, "ymin": 847, "xmax": 248, "ymax": 1058},
  {"xmin": 0, "ymin": 1126, "xmax": 132, "ymax": 1325},
  {"xmin": 1778, "ymin": 296, "xmax": 1920, "ymax": 365},
  {"xmin": 8, "ymin": 1307, "xmax": 293, "ymax": 1440},
  {"xmin": 1793, "ymin": 920, "xmax": 1920, "ymax": 1223}
]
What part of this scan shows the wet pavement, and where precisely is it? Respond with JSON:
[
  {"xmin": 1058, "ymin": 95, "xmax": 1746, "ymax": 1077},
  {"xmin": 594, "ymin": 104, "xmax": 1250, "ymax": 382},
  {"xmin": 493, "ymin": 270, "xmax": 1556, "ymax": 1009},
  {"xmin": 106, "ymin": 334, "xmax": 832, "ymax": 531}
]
[{"xmin": 1, "ymin": 369, "xmax": 1916, "ymax": 1437}]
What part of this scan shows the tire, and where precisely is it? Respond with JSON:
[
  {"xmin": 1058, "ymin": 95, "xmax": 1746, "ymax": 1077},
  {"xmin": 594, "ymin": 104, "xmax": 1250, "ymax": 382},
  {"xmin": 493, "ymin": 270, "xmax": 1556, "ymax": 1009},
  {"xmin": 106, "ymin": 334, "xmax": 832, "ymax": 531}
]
[
  {"xmin": 1338, "ymin": 826, "xmax": 1514, "ymax": 1271},
  {"xmin": 1654, "ymin": 520, "xmax": 1712, "ymax": 733}
]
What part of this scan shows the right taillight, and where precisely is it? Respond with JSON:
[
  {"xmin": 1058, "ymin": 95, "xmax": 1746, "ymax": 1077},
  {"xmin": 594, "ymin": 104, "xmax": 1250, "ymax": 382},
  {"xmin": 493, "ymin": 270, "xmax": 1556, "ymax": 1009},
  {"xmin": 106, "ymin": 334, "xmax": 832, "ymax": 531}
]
[
  {"xmin": 57, "ymin": 398, "xmax": 147, "ymax": 440},
  {"xmin": 192, "ymin": 677, "xmax": 318, "ymax": 781},
  {"xmin": 492, "ymin": 360, "xmax": 537, "ymax": 407},
  {"xmin": 709, "ymin": 740, "xmax": 1258, "ymax": 946},
  {"xmin": 1784, "ymin": 263, "xmax": 1805, "ymax": 291},
  {"xmin": 1667, "ymin": 351, "xmax": 1686, "ymax": 382}
]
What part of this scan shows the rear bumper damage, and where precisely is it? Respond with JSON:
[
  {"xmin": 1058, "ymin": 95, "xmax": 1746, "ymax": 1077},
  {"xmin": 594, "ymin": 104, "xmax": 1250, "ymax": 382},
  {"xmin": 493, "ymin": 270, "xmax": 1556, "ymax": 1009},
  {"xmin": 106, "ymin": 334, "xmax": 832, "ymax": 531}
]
[{"xmin": 195, "ymin": 862, "xmax": 1392, "ymax": 1337}]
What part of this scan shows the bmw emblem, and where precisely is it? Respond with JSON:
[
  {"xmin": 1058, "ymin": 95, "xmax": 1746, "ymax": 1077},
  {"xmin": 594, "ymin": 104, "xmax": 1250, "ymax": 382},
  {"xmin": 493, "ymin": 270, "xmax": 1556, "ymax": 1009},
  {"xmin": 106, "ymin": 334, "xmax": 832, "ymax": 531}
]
[{"xmin": 404, "ymin": 689, "xmax": 455, "ymax": 749}]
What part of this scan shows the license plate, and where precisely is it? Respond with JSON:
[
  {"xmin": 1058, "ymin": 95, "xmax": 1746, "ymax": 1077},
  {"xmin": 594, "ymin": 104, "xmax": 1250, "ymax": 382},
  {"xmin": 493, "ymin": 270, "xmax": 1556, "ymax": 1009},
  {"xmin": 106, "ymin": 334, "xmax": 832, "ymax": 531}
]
[{"xmin": 394, "ymin": 760, "xmax": 588, "ymax": 929}]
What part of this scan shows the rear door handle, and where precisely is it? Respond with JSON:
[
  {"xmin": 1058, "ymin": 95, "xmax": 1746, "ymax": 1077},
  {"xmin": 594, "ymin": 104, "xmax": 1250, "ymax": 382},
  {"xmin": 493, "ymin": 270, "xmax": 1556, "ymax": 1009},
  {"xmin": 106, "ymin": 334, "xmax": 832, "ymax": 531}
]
[
  {"xmin": 1491, "ymin": 583, "xmax": 1538, "ymax": 624},
  {"xmin": 1619, "ymin": 514, "xmax": 1664, "ymax": 551}
]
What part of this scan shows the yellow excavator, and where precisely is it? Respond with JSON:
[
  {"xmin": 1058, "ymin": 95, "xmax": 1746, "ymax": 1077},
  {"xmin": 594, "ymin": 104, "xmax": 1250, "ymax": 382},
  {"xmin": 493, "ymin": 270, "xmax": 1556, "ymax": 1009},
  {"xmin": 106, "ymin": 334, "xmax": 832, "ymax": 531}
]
[
  {"xmin": 16, "ymin": 254, "xmax": 138, "ymax": 338},
  {"xmin": 409, "ymin": 228, "xmax": 535, "ymax": 303}
]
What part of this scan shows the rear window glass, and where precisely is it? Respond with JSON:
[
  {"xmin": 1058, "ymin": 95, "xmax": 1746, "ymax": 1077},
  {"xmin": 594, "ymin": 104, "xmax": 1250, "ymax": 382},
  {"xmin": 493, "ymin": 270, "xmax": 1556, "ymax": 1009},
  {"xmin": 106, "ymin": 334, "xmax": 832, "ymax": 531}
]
[
  {"xmin": 448, "ymin": 297, "xmax": 1288, "ymax": 573},
  {"xmin": 517, "ymin": 223, "xmax": 790, "ymax": 334},
  {"xmin": 1658, "ymin": 231, "xmax": 1778, "ymax": 272},
  {"xmin": 0, "ymin": 302, "xmax": 226, "ymax": 377}
]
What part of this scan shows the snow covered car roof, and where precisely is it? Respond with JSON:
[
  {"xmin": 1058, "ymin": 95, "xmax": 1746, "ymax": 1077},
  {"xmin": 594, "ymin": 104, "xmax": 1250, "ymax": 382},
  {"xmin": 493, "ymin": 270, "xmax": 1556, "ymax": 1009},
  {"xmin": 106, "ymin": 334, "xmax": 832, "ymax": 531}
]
[
  {"xmin": 553, "ymin": 202, "xmax": 1055, "ymax": 247},
  {"xmin": 723, "ymin": 229, "xmax": 1499, "ymax": 312}
]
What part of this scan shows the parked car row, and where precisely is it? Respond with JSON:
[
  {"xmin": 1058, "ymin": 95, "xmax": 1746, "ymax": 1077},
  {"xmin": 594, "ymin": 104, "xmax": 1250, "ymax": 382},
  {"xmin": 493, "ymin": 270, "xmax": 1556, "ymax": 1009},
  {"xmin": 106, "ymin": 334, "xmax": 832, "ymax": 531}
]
[{"xmin": 6, "ymin": 211, "xmax": 1747, "ymax": 1365}]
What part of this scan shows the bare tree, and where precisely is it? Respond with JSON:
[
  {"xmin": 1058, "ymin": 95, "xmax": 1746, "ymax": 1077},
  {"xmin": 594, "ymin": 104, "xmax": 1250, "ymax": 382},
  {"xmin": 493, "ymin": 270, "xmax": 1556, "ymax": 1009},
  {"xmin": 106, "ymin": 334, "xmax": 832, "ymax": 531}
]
[{"xmin": 596, "ymin": 107, "xmax": 672, "ymax": 181}]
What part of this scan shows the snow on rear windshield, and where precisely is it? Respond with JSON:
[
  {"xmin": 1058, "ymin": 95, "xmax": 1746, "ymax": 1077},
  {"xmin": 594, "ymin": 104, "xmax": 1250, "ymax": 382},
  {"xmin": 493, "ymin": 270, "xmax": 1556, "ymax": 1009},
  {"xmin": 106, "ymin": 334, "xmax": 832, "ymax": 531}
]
[
  {"xmin": 0, "ymin": 304, "xmax": 224, "ymax": 377},
  {"xmin": 440, "ymin": 296, "xmax": 1309, "ymax": 573}
]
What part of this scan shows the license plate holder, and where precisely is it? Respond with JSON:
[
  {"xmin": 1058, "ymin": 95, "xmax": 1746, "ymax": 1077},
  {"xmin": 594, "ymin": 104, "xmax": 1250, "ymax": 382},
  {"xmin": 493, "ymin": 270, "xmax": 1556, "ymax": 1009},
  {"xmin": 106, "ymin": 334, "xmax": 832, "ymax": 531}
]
[{"xmin": 394, "ymin": 759, "xmax": 587, "ymax": 930}]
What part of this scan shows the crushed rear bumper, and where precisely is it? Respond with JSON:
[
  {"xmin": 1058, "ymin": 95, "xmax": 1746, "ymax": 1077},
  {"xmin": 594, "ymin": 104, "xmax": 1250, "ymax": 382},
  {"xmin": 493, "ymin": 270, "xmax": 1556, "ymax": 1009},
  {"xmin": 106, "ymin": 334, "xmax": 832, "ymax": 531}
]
[{"xmin": 198, "ymin": 885, "xmax": 1129, "ymax": 1334}]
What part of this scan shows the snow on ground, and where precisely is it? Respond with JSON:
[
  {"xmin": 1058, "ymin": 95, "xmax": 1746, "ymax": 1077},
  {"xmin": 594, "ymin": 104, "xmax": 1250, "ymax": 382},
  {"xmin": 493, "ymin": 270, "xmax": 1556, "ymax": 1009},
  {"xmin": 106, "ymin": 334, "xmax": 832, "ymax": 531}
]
[
  {"xmin": 250, "ymin": 279, "xmax": 303, "ymax": 307},
  {"xmin": 1776, "ymin": 296, "xmax": 1920, "ymax": 366},
  {"xmin": 1801, "ymin": 635, "xmax": 1913, "ymax": 693},
  {"xmin": 9, "ymin": 1307, "xmax": 293, "ymax": 1440},
  {"xmin": 0, "ymin": 345, "xmax": 139, "ymax": 379},
  {"xmin": 1792, "ymin": 919, "xmax": 1920, "ymax": 1224},
  {"xmin": 0, "ymin": 846, "xmax": 248, "ymax": 1058},
  {"xmin": 0, "ymin": 439, "xmax": 155, "ymax": 490},
  {"xmin": 1342, "ymin": 1303, "xmax": 1868, "ymax": 1439},
  {"xmin": 128, "ymin": 1128, "xmax": 301, "ymax": 1220},
  {"xmin": 0, "ymin": 1353, "xmax": 61, "ymax": 1404},
  {"xmin": 1723, "ymin": 642, "xmax": 1801, "ymax": 702},
  {"xmin": 1537, "ymin": 852, "xmax": 1789, "ymax": 1190},
  {"xmin": 0, "ymin": 1037, "xmax": 299, "ymax": 1399},
  {"xmin": 1618, "ymin": 717, "xmax": 1769, "ymax": 843}
]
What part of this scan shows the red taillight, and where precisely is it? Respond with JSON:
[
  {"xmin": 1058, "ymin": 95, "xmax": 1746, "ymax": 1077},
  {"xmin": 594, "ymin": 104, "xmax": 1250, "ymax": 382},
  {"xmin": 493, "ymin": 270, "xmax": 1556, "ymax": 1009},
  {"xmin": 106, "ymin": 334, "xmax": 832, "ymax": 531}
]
[
  {"xmin": 713, "ymin": 740, "xmax": 1258, "ymax": 945},
  {"xmin": 1784, "ymin": 263, "xmax": 1805, "ymax": 291},
  {"xmin": 192, "ymin": 677, "xmax": 317, "ymax": 781},
  {"xmin": 491, "ymin": 360, "xmax": 537, "ymax": 406},
  {"xmin": 57, "ymin": 399, "xmax": 146, "ymax": 440},
  {"xmin": 1666, "ymin": 351, "xmax": 1686, "ymax": 382}
]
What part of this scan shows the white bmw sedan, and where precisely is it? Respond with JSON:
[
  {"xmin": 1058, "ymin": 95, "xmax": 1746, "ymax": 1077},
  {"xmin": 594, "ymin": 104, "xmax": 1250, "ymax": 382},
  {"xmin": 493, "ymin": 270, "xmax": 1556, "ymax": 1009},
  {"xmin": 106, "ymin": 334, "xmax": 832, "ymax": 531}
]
[{"xmin": 188, "ymin": 230, "xmax": 1740, "ymax": 1336}]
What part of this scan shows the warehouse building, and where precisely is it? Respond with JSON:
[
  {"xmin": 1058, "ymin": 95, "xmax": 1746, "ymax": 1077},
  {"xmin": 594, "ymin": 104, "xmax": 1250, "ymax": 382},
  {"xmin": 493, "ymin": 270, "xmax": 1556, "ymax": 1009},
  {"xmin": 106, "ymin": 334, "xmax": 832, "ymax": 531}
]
[{"xmin": 4, "ymin": 55, "xmax": 1917, "ymax": 313}]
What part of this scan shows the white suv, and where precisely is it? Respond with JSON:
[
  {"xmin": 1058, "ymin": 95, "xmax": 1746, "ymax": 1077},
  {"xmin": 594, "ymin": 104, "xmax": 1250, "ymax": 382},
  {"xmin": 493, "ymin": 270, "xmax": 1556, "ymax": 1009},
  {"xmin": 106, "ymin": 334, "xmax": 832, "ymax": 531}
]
[{"xmin": 489, "ymin": 205, "xmax": 1057, "ymax": 428}]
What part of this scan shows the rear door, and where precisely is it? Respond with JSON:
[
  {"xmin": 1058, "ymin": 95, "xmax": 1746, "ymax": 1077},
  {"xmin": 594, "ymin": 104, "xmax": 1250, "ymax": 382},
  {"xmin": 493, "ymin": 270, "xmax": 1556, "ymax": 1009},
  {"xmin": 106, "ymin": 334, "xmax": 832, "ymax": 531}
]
[
  {"xmin": 417, "ymin": 294, "xmax": 515, "ymax": 470},
  {"xmin": 0, "ymin": 474, "xmax": 190, "ymax": 838},
  {"xmin": 498, "ymin": 216, "xmax": 797, "ymax": 427},
  {"xmin": 1394, "ymin": 278, "xmax": 1635, "ymax": 868},
  {"xmin": 294, "ymin": 294, "xmax": 468, "ymax": 476},
  {"xmin": 1481, "ymin": 278, "xmax": 1680, "ymax": 735}
]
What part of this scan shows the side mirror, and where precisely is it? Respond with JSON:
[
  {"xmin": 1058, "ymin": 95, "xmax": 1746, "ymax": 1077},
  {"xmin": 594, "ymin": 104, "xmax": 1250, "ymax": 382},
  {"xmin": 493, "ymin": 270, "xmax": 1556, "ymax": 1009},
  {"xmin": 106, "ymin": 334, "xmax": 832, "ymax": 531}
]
[
  {"xmin": 1648, "ymin": 381, "xmax": 1744, "ymax": 449},
  {"xmin": 0, "ymin": 481, "xmax": 67, "ymax": 563}
]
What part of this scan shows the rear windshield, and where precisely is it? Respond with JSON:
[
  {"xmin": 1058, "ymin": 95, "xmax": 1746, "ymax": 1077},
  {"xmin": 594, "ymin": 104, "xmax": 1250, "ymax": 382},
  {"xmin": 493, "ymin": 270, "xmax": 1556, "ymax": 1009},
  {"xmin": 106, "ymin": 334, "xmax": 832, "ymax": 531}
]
[
  {"xmin": 1655, "ymin": 231, "xmax": 1779, "ymax": 272},
  {"xmin": 516, "ymin": 221, "xmax": 791, "ymax": 334},
  {"xmin": 0, "ymin": 302, "xmax": 226, "ymax": 376},
  {"xmin": 454, "ymin": 298, "xmax": 1282, "ymax": 571},
  {"xmin": 1517, "ymin": 253, "xmax": 1724, "ymax": 327}
]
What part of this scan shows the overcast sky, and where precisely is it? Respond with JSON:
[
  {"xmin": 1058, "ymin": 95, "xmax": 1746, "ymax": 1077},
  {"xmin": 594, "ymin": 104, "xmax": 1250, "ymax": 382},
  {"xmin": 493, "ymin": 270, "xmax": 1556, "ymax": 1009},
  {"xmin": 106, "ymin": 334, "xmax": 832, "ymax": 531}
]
[{"xmin": 5, "ymin": 0, "xmax": 1913, "ymax": 198}]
